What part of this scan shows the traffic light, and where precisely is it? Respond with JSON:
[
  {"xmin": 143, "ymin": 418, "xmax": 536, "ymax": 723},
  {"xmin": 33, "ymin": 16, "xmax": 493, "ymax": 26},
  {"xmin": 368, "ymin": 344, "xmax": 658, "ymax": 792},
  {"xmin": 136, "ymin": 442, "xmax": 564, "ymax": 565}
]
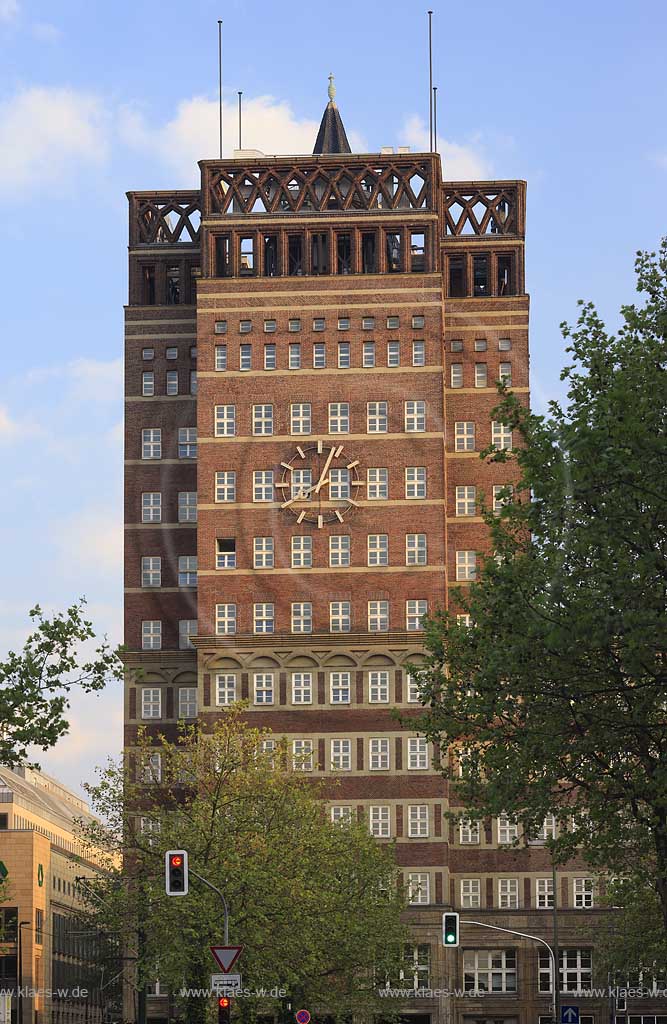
[
  {"xmin": 442, "ymin": 911, "xmax": 460, "ymax": 947},
  {"xmin": 217, "ymin": 996, "xmax": 232, "ymax": 1024},
  {"xmin": 165, "ymin": 850, "xmax": 188, "ymax": 896}
]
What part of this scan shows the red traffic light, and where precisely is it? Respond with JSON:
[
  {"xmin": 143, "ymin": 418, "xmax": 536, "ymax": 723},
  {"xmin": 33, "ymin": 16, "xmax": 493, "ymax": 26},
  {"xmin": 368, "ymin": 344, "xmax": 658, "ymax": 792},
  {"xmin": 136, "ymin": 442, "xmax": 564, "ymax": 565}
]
[
  {"xmin": 170, "ymin": 855, "xmax": 183, "ymax": 867},
  {"xmin": 165, "ymin": 850, "xmax": 189, "ymax": 896},
  {"xmin": 218, "ymin": 998, "xmax": 231, "ymax": 1008}
]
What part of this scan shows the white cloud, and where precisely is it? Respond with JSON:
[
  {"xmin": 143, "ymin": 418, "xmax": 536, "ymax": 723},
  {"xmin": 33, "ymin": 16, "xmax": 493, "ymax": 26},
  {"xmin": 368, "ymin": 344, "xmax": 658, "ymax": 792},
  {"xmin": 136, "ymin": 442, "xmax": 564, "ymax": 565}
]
[
  {"xmin": 120, "ymin": 94, "xmax": 367, "ymax": 187},
  {"xmin": 0, "ymin": 0, "xmax": 18, "ymax": 21},
  {"xmin": 0, "ymin": 403, "xmax": 40, "ymax": 442},
  {"xmin": 0, "ymin": 87, "xmax": 108, "ymax": 191},
  {"xmin": 400, "ymin": 114, "xmax": 492, "ymax": 180}
]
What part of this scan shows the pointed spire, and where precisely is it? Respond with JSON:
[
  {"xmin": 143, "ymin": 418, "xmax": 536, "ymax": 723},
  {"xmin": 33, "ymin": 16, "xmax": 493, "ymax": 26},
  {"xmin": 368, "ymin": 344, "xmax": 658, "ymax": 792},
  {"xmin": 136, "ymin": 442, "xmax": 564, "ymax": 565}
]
[{"xmin": 313, "ymin": 73, "xmax": 351, "ymax": 155}]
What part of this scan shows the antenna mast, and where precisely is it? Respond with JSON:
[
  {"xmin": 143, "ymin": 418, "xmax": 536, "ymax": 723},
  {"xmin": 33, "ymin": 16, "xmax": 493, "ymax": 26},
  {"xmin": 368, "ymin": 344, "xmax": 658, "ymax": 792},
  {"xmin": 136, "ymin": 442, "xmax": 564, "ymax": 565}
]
[{"xmin": 218, "ymin": 20, "xmax": 223, "ymax": 158}]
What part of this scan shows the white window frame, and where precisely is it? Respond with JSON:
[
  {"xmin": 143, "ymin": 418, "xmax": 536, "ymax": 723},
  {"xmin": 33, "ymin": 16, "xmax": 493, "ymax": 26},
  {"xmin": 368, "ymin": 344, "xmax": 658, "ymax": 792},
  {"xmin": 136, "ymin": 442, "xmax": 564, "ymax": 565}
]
[
  {"xmin": 367, "ymin": 401, "xmax": 388, "ymax": 433},
  {"xmin": 291, "ymin": 672, "xmax": 313, "ymax": 704},
  {"xmin": 408, "ymin": 737, "xmax": 428, "ymax": 770},
  {"xmin": 498, "ymin": 814, "xmax": 519, "ymax": 845},
  {"xmin": 536, "ymin": 877, "xmax": 554, "ymax": 909},
  {"xmin": 141, "ymin": 620, "xmax": 162, "ymax": 650},
  {"xmin": 290, "ymin": 403, "xmax": 311, "ymax": 435},
  {"xmin": 456, "ymin": 550, "xmax": 477, "ymax": 581},
  {"xmin": 291, "ymin": 602, "xmax": 312, "ymax": 634},
  {"xmin": 254, "ymin": 672, "xmax": 274, "ymax": 705},
  {"xmin": 574, "ymin": 878, "xmax": 595, "ymax": 908},
  {"xmin": 329, "ymin": 535, "xmax": 351, "ymax": 567},
  {"xmin": 328, "ymin": 402, "xmax": 350, "ymax": 433},
  {"xmin": 141, "ymin": 492, "xmax": 162, "ymax": 523},
  {"xmin": 368, "ymin": 670, "xmax": 390, "ymax": 703},
  {"xmin": 408, "ymin": 872, "xmax": 430, "ymax": 905},
  {"xmin": 142, "ymin": 428, "xmax": 161, "ymax": 459},
  {"xmin": 450, "ymin": 363, "xmax": 463, "ymax": 388},
  {"xmin": 330, "ymin": 738, "xmax": 352, "ymax": 771},
  {"xmin": 178, "ymin": 619, "xmax": 197, "ymax": 650},
  {"xmin": 141, "ymin": 688, "xmax": 161, "ymax": 720},
  {"xmin": 406, "ymin": 533, "xmax": 427, "ymax": 565},
  {"xmin": 406, "ymin": 599, "xmax": 427, "ymax": 631},
  {"xmin": 252, "ymin": 404, "xmax": 273, "ymax": 436},
  {"xmin": 141, "ymin": 556, "xmax": 161, "ymax": 588},
  {"xmin": 498, "ymin": 878, "xmax": 519, "ymax": 909},
  {"xmin": 215, "ymin": 603, "xmax": 237, "ymax": 635},
  {"xmin": 369, "ymin": 738, "xmax": 390, "ymax": 770},
  {"xmin": 367, "ymin": 533, "xmax": 389, "ymax": 566},
  {"xmin": 291, "ymin": 535, "xmax": 312, "ymax": 568},
  {"xmin": 463, "ymin": 949, "xmax": 517, "ymax": 993},
  {"xmin": 215, "ymin": 406, "xmax": 236, "ymax": 437},
  {"xmin": 253, "ymin": 603, "xmax": 275, "ymax": 634},
  {"xmin": 475, "ymin": 363, "xmax": 488, "ymax": 387},
  {"xmin": 408, "ymin": 804, "xmax": 429, "ymax": 838},
  {"xmin": 253, "ymin": 536, "xmax": 274, "ymax": 569},
  {"xmin": 369, "ymin": 805, "xmax": 391, "ymax": 837},
  {"xmin": 461, "ymin": 878, "xmax": 481, "ymax": 908},
  {"xmin": 215, "ymin": 471, "xmax": 236, "ymax": 503},
  {"xmin": 405, "ymin": 400, "xmax": 426, "ymax": 432},
  {"xmin": 492, "ymin": 420, "xmax": 513, "ymax": 450},
  {"xmin": 412, "ymin": 340, "xmax": 426, "ymax": 366},
  {"xmin": 292, "ymin": 739, "xmax": 313, "ymax": 771},
  {"xmin": 456, "ymin": 486, "xmax": 476, "ymax": 517},
  {"xmin": 216, "ymin": 673, "xmax": 237, "ymax": 706},
  {"xmin": 459, "ymin": 818, "xmax": 481, "ymax": 844},
  {"xmin": 405, "ymin": 466, "xmax": 426, "ymax": 498},
  {"xmin": 330, "ymin": 671, "xmax": 351, "ymax": 703},
  {"xmin": 178, "ymin": 491, "xmax": 197, "ymax": 523},
  {"xmin": 253, "ymin": 470, "xmax": 274, "ymax": 502},
  {"xmin": 368, "ymin": 600, "xmax": 389, "ymax": 632},
  {"xmin": 329, "ymin": 601, "xmax": 351, "ymax": 632},
  {"xmin": 454, "ymin": 421, "xmax": 475, "ymax": 451},
  {"xmin": 367, "ymin": 467, "xmax": 388, "ymax": 500},
  {"xmin": 363, "ymin": 341, "xmax": 376, "ymax": 367},
  {"xmin": 178, "ymin": 686, "xmax": 197, "ymax": 719}
]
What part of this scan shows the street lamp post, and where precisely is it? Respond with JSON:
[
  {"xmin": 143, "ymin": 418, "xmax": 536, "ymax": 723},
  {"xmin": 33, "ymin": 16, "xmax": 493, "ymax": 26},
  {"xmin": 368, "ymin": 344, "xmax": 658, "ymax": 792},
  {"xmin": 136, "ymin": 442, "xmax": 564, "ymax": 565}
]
[{"xmin": 17, "ymin": 920, "xmax": 30, "ymax": 1024}]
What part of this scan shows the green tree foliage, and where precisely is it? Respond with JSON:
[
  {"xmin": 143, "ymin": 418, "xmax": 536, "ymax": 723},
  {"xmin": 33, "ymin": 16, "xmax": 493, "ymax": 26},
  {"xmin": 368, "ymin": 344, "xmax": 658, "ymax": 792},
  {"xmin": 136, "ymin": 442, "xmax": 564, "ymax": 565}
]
[
  {"xmin": 0, "ymin": 600, "xmax": 122, "ymax": 768},
  {"xmin": 77, "ymin": 710, "xmax": 407, "ymax": 1023},
  {"xmin": 411, "ymin": 241, "xmax": 667, "ymax": 971}
]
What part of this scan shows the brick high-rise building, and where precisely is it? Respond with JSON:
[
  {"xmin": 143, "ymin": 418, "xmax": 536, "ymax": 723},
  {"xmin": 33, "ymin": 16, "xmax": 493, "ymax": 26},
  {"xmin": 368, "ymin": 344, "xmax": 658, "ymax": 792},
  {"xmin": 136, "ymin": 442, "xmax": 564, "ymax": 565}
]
[{"xmin": 123, "ymin": 82, "xmax": 644, "ymax": 1024}]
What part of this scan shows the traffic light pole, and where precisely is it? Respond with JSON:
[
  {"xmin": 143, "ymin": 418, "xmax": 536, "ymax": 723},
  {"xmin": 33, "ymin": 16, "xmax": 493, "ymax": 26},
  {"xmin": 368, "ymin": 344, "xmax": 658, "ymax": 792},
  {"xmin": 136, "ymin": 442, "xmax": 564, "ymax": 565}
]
[
  {"xmin": 189, "ymin": 868, "xmax": 230, "ymax": 944},
  {"xmin": 461, "ymin": 919, "xmax": 558, "ymax": 1023}
]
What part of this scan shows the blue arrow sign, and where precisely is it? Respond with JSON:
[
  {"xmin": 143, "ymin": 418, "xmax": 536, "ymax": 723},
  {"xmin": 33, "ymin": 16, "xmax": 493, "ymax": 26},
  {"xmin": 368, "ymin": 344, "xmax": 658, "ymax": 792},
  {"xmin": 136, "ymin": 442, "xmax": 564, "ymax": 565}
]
[{"xmin": 561, "ymin": 1007, "xmax": 579, "ymax": 1024}]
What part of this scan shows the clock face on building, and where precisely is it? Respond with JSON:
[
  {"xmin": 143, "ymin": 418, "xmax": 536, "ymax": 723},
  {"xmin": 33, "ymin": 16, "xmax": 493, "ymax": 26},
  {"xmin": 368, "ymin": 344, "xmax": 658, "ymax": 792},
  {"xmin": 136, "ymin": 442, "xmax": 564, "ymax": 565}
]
[{"xmin": 277, "ymin": 441, "xmax": 363, "ymax": 527}]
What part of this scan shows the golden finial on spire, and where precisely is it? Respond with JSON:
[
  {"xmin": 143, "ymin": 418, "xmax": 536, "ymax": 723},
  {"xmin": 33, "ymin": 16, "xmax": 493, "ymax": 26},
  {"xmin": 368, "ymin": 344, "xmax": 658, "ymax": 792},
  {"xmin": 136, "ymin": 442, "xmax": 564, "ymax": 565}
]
[{"xmin": 328, "ymin": 73, "xmax": 336, "ymax": 102}]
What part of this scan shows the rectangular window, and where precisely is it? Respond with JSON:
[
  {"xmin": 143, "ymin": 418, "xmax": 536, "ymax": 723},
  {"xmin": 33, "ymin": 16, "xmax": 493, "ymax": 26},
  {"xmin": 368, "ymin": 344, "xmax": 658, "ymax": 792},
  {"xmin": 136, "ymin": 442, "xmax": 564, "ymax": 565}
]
[
  {"xmin": 406, "ymin": 533, "xmax": 427, "ymax": 565},
  {"xmin": 338, "ymin": 342, "xmax": 351, "ymax": 368},
  {"xmin": 293, "ymin": 739, "xmax": 314, "ymax": 771},
  {"xmin": 408, "ymin": 804, "xmax": 429, "ymax": 838},
  {"xmin": 456, "ymin": 486, "xmax": 476, "ymax": 516},
  {"xmin": 214, "ymin": 320, "xmax": 228, "ymax": 335},
  {"xmin": 369, "ymin": 805, "xmax": 391, "ymax": 837},
  {"xmin": 406, "ymin": 599, "xmax": 428, "ymax": 631},
  {"xmin": 142, "ymin": 492, "xmax": 162, "ymax": 523},
  {"xmin": 412, "ymin": 340, "xmax": 426, "ymax": 366},
  {"xmin": 498, "ymin": 814, "xmax": 519, "ymax": 844},
  {"xmin": 178, "ymin": 491, "xmax": 197, "ymax": 523},
  {"xmin": 253, "ymin": 470, "xmax": 274, "ymax": 502},
  {"xmin": 141, "ymin": 556, "xmax": 161, "ymax": 588},
  {"xmin": 166, "ymin": 346, "xmax": 178, "ymax": 360},
  {"xmin": 451, "ymin": 339, "xmax": 464, "ymax": 352},
  {"xmin": 166, "ymin": 266, "xmax": 180, "ymax": 303},
  {"xmin": 141, "ymin": 688, "xmax": 161, "ymax": 720},
  {"xmin": 178, "ymin": 427, "xmax": 197, "ymax": 458},
  {"xmin": 215, "ymin": 406, "xmax": 236, "ymax": 438},
  {"xmin": 215, "ymin": 471, "xmax": 236, "ymax": 502},
  {"xmin": 178, "ymin": 555, "xmax": 197, "ymax": 587},
  {"xmin": 264, "ymin": 344, "xmax": 277, "ymax": 370},
  {"xmin": 497, "ymin": 254, "xmax": 515, "ymax": 296},
  {"xmin": 311, "ymin": 233, "xmax": 329, "ymax": 275},
  {"xmin": 240, "ymin": 343, "xmax": 252, "ymax": 370},
  {"xmin": 449, "ymin": 255, "xmax": 466, "ymax": 297},
  {"xmin": 362, "ymin": 233, "xmax": 377, "ymax": 273},
  {"xmin": 253, "ymin": 536, "xmax": 274, "ymax": 569},
  {"xmin": 215, "ymin": 345, "xmax": 227, "ymax": 371},
  {"xmin": 329, "ymin": 402, "xmax": 350, "ymax": 433},
  {"xmin": 407, "ymin": 673, "xmax": 421, "ymax": 703},
  {"xmin": 252, "ymin": 404, "xmax": 273, "ymax": 435},
  {"xmin": 288, "ymin": 318, "xmax": 302, "ymax": 333},
  {"xmin": 216, "ymin": 673, "xmax": 236, "ymax": 706},
  {"xmin": 166, "ymin": 370, "xmax": 179, "ymax": 395},
  {"xmin": 142, "ymin": 347, "xmax": 155, "ymax": 360},
  {"xmin": 412, "ymin": 315, "xmax": 425, "ymax": 329},
  {"xmin": 499, "ymin": 361, "xmax": 512, "ymax": 384},
  {"xmin": 369, "ymin": 738, "xmax": 390, "ymax": 770},
  {"xmin": 459, "ymin": 818, "xmax": 480, "ymax": 844},
  {"xmin": 450, "ymin": 363, "xmax": 463, "ymax": 388},
  {"xmin": 538, "ymin": 949, "xmax": 593, "ymax": 993},
  {"xmin": 254, "ymin": 672, "xmax": 274, "ymax": 705},
  {"xmin": 291, "ymin": 535, "xmax": 312, "ymax": 568},
  {"xmin": 292, "ymin": 672, "xmax": 313, "ymax": 704},
  {"xmin": 288, "ymin": 236, "xmax": 304, "ymax": 276},
  {"xmin": 290, "ymin": 403, "xmax": 311, "ymax": 434},
  {"xmin": 368, "ymin": 600, "xmax": 389, "ymax": 632},
  {"xmin": 367, "ymin": 401, "xmax": 388, "ymax": 433},
  {"xmin": 215, "ymin": 604, "xmax": 237, "ymax": 635},
  {"xmin": 331, "ymin": 806, "xmax": 353, "ymax": 825},
  {"xmin": 473, "ymin": 255, "xmax": 489, "ymax": 296},
  {"xmin": 338, "ymin": 317, "xmax": 350, "ymax": 331},
  {"xmin": 331, "ymin": 738, "xmax": 351, "ymax": 771},
  {"xmin": 329, "ymin": 468, "xmax": 350, "ymax": 499},
  {"xmin": 362, "ymin": 316, "xmax": 375, "ymax": 331},
  {"xmin": 239, "ymin": 236, "xmax": 255, "ymax": 276},
  {"xmin": 455, "ymin": 421, "xmax": 475, "ymax": 451},
  {"xmin": 291, "ymin": 602, "xmax": 312, "ymax": 634},
  {"xmin": 142, "ymin": 428, "xmax": 161, "ymax": 459},
  {"xmin": 313, "ymin": 318, "xmax": 325, "ymax": 332},
  {"xmin": 405, "ymin": 466, "xmax": 426, "ymax": 499},
  {"xmin": 574, "ymin": 878, "xmax": 594, "ymax": 908},
  {"xmin": 492, "ymin": 421, "xmax": 513, "ymax": 450},
  {"xmin": 216, "ymin": 538, "xmax": 236, "ymax": 569},
  {"xmin": 456, "ymin": 550, "xmax": 477, "ymax": 581},
  {"xmin": 288, "ymin": 343, "xmax": 301, "ymax": 368},
  {"xmin": 410, "ymin": 231, "xmax": 425, "ymax": 272},
  {"xmin": 264, "ymin": 236, "xmax": 279, "ymax": 276},
  {"xmin": 492, "ymin": 484, "xmax": 513, "ymax": 512},
  {"xmin": 291, "ymin": 468, "xmax": 312, "ymax": 499},
  {"xmin": 464, "ymin": 949, "xmax": 517, "ymax": 993},
  {"xmin": 264, "ymin": 319, "xmax": 277, "ymax": 334},
  {"xmin": 368, "ymin": 534, "xmax": 389, "ymax": 566},
  {"xmin": 330, "ymin": 601, "xmax": 351, "ymax": 633},
  {"xmin": 142, "ymin": 372, "xmax": 154, "ymax": 397},
  {"xmin": 178, "ymin": 619, "xmax": 197, "ymax": 650},
  {"xmin": 474, "ymin": 338, "xmax": 487, "ymax": 352},
  {"xmin": 313, "ymin": 343, "xmax": 326, "ymax": 368},
  {"xmin": 329, "ymin": 535, "xmax": 351, "ymax": 567},
  {"xmin": 178, "ymin": 687, "xmax": 197, "ymax": 719},
  {"xmin": 408, "ymin": 872, "xmax": 430, "ymax": 905},
  {"xmin": 461, "ymin": 879, "xmax": 481, "ymax": 909},
  {"xmin": 387, "ymin": 341, "xmax": 400, "ymax": 366},
  {"xmin": 499, "ymin": 337, "xmax": 512, "ymax": 351},
  {"xmin": 330, "ymin": 671, "xmax": 351, "ymax": 703},
  {"xmin": 475, "ymin": 363, "xmax": 488, "ymax": 387},
  {"xmin": 536, "ymin": 877, "xmax": 554, "ymax": 909},
  {"xmin": 367, "ymin": 467, "xmax": 388, "ymax": 500},
  {"xmin": 363, "ymin": 341, "xmax": 376, "ymax": 367},
  {"xmin": 408, "ymin": 737, "xmax": 428, "ymax": 770},
  {"xmin": 498, "ymin": 878, "xmax": 519, "ymax": 909},
  {"xmin": 386, "ymin": 233, "xmax": 402, "ymax": 273},
  {"xmin": 254, "ymin": 603, "xmax": 274, "ymax": 634},
  {"xmin": 141, "ymin": 621, "xmax": 162, "ymax": 650},
  {"xmin": 369, "ymin": 670, "xmax": 389, "ymax": 703},
  {"xmin": 405, "ymin": 400, "xmax": 426, "ymax": 431}
]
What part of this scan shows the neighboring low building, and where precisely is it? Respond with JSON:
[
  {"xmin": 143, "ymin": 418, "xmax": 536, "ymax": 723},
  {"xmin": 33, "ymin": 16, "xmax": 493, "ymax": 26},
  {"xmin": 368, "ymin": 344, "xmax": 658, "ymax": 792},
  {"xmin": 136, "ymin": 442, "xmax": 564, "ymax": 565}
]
[{"xmin": 0, "ymin": 766, "xmax": 120, "ymax": 1024}]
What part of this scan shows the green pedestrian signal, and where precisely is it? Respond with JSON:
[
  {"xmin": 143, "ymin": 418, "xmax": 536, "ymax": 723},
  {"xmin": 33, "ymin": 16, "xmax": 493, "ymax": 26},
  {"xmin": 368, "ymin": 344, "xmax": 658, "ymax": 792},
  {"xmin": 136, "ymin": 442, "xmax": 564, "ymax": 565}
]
[{"xmin": 442, "ymin": 912, "xmax": 459, "ymax": 947}]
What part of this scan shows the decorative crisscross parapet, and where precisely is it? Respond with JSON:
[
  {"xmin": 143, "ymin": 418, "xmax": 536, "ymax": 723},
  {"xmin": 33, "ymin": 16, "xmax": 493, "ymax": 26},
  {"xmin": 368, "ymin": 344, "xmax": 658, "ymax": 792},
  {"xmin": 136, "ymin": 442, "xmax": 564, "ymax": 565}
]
[
  {"xmin": 442, "ymin": 182, "xmax": 525, "ymax": 237},
  {"xmin": 128, "ymin": 191, "xmax": 201, "ymax": 246},
  {"xmin": 201, "ymin": 155, "xmax": 438, "ymax": 217}
]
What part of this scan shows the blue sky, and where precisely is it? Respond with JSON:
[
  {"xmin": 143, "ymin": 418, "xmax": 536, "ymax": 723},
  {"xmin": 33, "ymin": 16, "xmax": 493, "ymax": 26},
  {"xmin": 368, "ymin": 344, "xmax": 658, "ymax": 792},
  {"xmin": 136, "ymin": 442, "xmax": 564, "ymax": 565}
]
[{"xmin": 1, "ymin": 0, "xmax": 665, "ymax": 797}]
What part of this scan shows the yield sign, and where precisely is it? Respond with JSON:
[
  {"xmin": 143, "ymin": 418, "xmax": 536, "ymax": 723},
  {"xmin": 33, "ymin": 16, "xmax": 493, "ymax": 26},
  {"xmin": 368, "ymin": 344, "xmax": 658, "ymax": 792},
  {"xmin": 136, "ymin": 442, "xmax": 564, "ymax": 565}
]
[{"xmin": 210, "ymin": 946, "xmax": 243, "ymax": 973}]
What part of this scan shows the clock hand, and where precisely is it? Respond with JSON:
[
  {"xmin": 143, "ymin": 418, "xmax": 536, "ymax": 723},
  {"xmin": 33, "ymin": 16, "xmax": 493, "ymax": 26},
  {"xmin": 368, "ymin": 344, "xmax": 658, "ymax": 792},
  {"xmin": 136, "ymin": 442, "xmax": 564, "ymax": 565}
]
[
  {"xmin": 281, "ymin": 487, "xmax": 310, "ymax": 509},
  {"xmin": 314, "ymin": 446, "xmax": 336, "ymax": 494}
]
